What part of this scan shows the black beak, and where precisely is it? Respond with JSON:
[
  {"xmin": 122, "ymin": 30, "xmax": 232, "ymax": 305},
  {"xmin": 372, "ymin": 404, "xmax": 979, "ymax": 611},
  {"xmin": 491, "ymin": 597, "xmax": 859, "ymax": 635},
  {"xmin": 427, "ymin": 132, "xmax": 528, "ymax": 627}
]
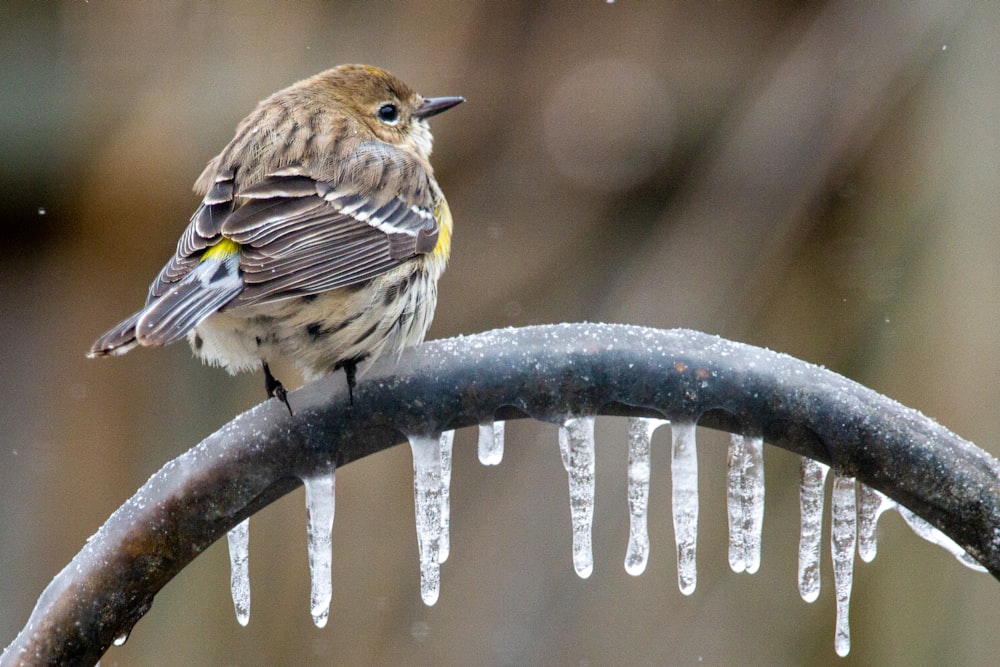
[{"xmin": 414, "ymin": 96, "xmax": 465, "ymax": 119}]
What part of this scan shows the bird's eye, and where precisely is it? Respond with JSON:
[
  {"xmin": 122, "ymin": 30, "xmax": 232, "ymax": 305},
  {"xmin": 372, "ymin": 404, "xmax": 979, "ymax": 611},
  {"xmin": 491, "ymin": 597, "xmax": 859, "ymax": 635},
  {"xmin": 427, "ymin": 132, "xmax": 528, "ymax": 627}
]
[{"xmin": 377, "ymin": 103, "xmax": 400, "ymax": 124}]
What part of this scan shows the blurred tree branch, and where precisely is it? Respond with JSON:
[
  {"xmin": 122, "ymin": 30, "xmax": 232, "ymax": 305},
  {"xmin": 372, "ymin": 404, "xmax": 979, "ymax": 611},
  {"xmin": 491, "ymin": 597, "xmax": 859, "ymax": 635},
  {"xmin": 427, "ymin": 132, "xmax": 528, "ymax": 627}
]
[{"xmin": 4, "ymin": 323, "xmax": 999, "ymax": 666}]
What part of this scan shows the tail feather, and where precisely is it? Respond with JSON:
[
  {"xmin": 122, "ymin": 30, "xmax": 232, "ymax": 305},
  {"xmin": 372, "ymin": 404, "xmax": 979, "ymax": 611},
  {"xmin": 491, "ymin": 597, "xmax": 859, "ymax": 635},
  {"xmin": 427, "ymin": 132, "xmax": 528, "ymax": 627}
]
[
  {"xmin": 88, "ymin": 312, "xmax": 142, "ymax": 357},
  {"xmin": 135, "ymin": 274, "xmax": 241, "ymax": 347},
  {"xmin": 88, "ymin": 253, "xmax": 244, "ymax": 356}
]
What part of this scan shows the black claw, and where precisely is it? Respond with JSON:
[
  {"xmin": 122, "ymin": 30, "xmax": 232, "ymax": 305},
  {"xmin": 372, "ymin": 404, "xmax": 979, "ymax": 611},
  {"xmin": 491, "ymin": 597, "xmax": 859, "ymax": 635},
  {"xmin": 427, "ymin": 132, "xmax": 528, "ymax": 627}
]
[
  {"xmin": 343, "ymin": 360, "xmax": 358, "ymax": 406},
  {"xmin": 262, "ymin": 361, "xmax": 293, "ymax": 415}
]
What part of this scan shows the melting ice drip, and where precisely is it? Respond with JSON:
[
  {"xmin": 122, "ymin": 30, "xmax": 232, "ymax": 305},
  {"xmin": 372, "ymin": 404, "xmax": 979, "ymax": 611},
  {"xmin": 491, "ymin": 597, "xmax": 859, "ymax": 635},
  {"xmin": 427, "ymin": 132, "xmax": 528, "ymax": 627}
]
[
  {"xmin": 224, "ymin": 466, "xmax": 336, "ymax": 628},
  {"xmin": 799, "ymin": 458, "xmax": 986, "ymax": 656},
  {"xmin": 408, "ymin": 434, "xmax": 446, "ymax": 606},
  {"xmin": 671, "ymin": 422, "xmax": 699, "ymax": 595},
  {"xmin": 439, "ymin": 430, "xmax": 455, "ymax": 564},
  {"xmin": 559, "ymin": 417, "xmax": 597, "ymax": 578},
  {"xmin": 226, "ymin": 518, "xmax": 251, "ymax": 626},
  {"xmin": 830, "ymin": 473, "xmax": 857, "ymax": 657},
  {"xmin": 478, "ymin": 420, "xmax": 505, "ymax": 466},
  {"xmin": 303, "ymin": 468, "xmax": 336, "ymax": 628},
  {"xmin": 407, "ymin": 426, "xmax": 503, "ymax": 605},
  {"xmin": 727, "ymin": 434, "xmax": 764, "ymax": 575},
  {"xmin": 221, "ymin": 416, "xmax": 986, "ymax": 658},
  {"xmin": 794, "ymin": 458, "xmax": 985, "ymax": 656},
  {"xmin": 798, "ymin": 458, "xmax": 829, "ymax": 603},
  {"xmin": 625, "ymin": 417, "xmax": 667, "ymax": 575}
]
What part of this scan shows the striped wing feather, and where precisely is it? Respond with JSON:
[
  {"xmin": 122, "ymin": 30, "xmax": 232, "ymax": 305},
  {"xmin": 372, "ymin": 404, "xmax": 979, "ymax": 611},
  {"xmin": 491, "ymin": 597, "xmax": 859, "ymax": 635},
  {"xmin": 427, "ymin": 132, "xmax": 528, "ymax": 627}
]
[{"xmin": 147, "ymin": 140, "xmax": 439, "ymax": 311}]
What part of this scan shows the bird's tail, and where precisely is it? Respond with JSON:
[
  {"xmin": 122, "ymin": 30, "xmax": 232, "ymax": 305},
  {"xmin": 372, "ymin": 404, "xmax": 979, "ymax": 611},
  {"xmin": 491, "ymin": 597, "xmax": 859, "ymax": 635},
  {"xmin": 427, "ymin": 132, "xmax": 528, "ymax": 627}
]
[
  {"xmin": 87, "ymin": 253, "xmax": 244, "ymax": 359},
  {"xmin": 88, "ymin": 311, "xmax": 142, "ymax": 358}
]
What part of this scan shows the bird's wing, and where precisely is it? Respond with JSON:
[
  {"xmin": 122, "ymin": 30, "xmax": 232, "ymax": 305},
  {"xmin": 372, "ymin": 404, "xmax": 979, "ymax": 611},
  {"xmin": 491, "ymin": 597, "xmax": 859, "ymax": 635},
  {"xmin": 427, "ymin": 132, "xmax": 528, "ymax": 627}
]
[
  {"xmin": 147, "ymin": 141, "xmax": 440, "ymax": 314},
  {"xmin": 135, "ymin": 250, "xmax": 244, "ymax": 346}
]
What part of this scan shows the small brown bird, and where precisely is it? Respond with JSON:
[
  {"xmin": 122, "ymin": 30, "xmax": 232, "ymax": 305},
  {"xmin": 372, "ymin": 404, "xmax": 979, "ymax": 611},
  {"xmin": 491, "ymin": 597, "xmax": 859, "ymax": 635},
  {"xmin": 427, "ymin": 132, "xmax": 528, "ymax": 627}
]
[{"xmin": 88, "ymin": 65, "xmax": 464, "ymax": 410}]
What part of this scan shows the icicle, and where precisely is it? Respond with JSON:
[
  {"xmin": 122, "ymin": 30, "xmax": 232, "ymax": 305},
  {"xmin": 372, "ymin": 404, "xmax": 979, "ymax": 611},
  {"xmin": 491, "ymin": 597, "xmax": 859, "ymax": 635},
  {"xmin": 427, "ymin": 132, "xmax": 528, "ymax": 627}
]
[
  {"xmin": 478, "ymin": 420, "xmax": 505, "ymax": 466},
  {"xmin": 671, "ymin": 421, "xmax": 698, "ymax": 595},
  {"xmin": 798, "ymin": 458, "xmax": 830, "ymax": 603},
  {"xmin": 303, "ymin": 467, "xmax": 336, "ymax": 628},
  {"xmin": 559, "ymin": 416, "xmax": 596, "ymax": 578},
  {"xmin": 726, "ymin": 436, "xmax": 746, "ymax": 574},
  {"xmin": 896, "ymin": 506, "xmax": 988, "ymax": 573},
  {"xmin": 439, "ymin": 430, "xmax": 455, "ymax": 564},
  {"xmin": 409, "ymin": 434, "xmax": 444, "ymax": 605},
  {"xmin": 624, "ymin": 417, "xmax": 667, "ymax": 575},
  {"xmin": 856, "ymin": 484, "xmax": 892, "ymax": 563},
  {"xmin": 726, "ymin": 434, "xmax": 765, "ymax": 574},
  {"xmin": 226, "ymin": 518, "xmax": 251, "ymax": 626},
  {"xmin": 558, "ymin": 421, "xmax": 571, "ymax": 471},
  {"xmin": 831, "ymin": 473, "xmax": 857, "ymax": 657}
]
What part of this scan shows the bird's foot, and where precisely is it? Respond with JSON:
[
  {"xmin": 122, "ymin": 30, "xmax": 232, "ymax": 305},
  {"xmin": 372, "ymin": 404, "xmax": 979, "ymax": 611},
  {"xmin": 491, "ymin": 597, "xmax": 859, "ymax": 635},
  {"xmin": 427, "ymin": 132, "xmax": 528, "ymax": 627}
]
[
  {"xmin": 343, "ymin": 360, "xmax": 358, "ymax": 406},
  {"xmin": 263, "ymin": 361, "xmax": 293, "ymax": 415}
]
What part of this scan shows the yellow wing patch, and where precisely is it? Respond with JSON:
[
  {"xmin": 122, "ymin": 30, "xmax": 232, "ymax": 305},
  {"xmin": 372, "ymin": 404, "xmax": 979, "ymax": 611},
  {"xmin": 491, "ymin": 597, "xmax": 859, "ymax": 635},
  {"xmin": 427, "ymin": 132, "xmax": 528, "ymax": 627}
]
[
  {"xmin": 201, "ymin": 238, "xmax": 241, "ymax": 261},
  {"xmin": 432, "ymin": 197, "xmax": 453, "ymax": 261}
]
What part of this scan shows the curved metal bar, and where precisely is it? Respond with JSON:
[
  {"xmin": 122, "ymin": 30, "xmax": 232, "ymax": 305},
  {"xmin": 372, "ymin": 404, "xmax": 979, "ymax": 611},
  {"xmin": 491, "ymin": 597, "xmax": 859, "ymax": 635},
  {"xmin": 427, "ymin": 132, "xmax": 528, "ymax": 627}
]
[{"xmin": 4, "ymin": 323, "xmax": 999, "ymax": 666}]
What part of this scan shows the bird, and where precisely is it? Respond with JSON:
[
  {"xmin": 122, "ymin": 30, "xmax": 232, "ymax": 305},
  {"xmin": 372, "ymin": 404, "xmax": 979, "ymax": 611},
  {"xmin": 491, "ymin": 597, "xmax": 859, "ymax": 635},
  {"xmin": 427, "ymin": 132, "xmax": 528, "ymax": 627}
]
[{"xmin": 88, "ymin": 64, "xmax": 464, "ymax": 412}]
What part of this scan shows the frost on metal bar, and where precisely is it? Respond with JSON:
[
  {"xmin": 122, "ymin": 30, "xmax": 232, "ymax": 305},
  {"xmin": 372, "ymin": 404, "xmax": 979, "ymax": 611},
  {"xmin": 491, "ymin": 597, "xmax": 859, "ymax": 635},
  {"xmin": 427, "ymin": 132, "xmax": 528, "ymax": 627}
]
[
  {"xmin": 478, "ymin": 420, "xmax": 505, "ymax": 466},
  {"xmin": 408, "ymin": 434, "xmax": 444, "ymax": 605},
  {"xmin": 831, "ymin": 473, "xmax": 857, "ymax": 657},
  {"xmin": 798, "ymin": 457, "xmax": 830, "ymax": 603},
  {"xmin": 559, "ymin": 416, "xmax": 596, "ymax": 578},
  {"xmin": 670, "ymin": 421, "xmax": 698, "ymax": 595},
  {"xmin": 302, "ymin": 467, "xmax": 336, "ymax": 628},
  {"xmin": 895, "ymin": 506, "xmax": 988, "ymax": 572},
  {"xmin": 624, "ymin": 417, "xmax": 667, "ymax": 576},
  {"xmin": 857, "ymin": 484, "xmax": 891, "ymax": 563},
  {"xmin": 726, "ymin": 434, "xmax": 765, "ymax": 574},
  {"xmin": 439, "ymin": 430, "xmax": 455, "ymax": 564},
  {"xmin": 226, "ymin": 518, "xmax": 251, "ymax": 626}
]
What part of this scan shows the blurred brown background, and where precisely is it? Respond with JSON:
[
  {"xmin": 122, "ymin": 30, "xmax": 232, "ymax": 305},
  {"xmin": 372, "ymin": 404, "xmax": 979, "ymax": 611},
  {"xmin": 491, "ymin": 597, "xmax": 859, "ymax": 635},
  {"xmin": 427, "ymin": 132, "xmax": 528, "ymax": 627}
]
[{"xmin": 3, "ymin": 1, "xmax": 999, "ymax": 665}]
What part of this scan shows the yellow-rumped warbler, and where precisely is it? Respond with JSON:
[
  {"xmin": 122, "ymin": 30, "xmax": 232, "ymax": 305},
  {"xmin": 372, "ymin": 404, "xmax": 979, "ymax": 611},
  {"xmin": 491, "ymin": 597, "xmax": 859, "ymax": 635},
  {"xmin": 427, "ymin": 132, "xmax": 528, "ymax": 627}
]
[{"xmin": 88, "ymin": 64, "xmax": 463, "ymax": 410}]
